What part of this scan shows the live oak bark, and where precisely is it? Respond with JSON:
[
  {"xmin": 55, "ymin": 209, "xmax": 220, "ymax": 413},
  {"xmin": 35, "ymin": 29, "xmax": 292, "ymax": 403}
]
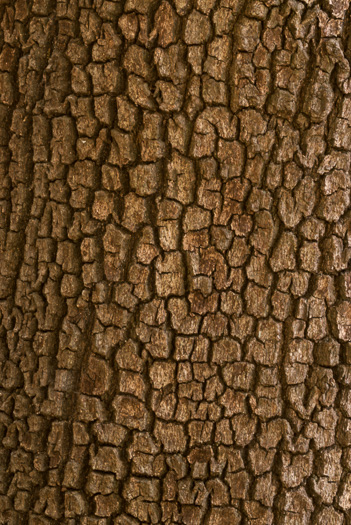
[{"xmin": 1, "ymin": 0, "xmax": 351, "ymax": 523}]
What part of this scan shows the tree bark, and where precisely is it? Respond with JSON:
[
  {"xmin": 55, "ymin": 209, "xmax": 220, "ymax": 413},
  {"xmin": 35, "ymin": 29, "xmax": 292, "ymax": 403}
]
[{"xmin": 1, "ymin": 0, "xmax": 351, "ymax": 523}]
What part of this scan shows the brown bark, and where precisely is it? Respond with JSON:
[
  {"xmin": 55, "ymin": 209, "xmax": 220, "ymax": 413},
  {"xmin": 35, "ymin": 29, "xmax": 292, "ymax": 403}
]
[{"xmin": 0, "ymin": 0, "xmax": 351, "ymax": 523}]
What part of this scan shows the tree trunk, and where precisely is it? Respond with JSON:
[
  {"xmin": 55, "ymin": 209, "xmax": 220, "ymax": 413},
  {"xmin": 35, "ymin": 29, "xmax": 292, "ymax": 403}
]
[{"xmin": 0, "ymin": 0, "xmax": 351, "ymax": 523}]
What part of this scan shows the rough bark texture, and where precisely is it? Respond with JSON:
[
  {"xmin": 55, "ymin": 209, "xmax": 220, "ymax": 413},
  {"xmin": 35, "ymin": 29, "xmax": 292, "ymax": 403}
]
[{"xmin": 1, "ymin": 0, "xmax": 351, "ymax": 523}]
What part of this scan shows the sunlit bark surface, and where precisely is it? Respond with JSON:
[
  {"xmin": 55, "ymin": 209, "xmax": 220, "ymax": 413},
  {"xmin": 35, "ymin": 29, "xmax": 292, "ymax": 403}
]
[{"xmin": 1, "ymin": 0, "xmax": 351, "ymax": 523}]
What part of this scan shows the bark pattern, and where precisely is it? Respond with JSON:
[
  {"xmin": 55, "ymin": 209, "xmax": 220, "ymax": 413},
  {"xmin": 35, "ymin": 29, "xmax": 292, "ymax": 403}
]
[{"xmin": 1, "ymin": 0, "xmax": 351, "ymax": 523}]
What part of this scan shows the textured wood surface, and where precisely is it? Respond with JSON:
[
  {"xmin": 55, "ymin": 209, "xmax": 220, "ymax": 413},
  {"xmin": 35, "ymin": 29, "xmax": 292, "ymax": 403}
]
[{"xmin": 1, "ymin": 0, "xmax": 351, "ymax": 523}]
